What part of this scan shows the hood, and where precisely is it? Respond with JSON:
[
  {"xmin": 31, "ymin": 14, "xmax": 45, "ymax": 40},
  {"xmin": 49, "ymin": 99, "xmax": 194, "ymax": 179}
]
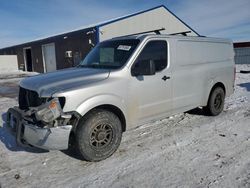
[{"xmin": 20, "ymin": 68, "xmax": 110, "ymax": 97}]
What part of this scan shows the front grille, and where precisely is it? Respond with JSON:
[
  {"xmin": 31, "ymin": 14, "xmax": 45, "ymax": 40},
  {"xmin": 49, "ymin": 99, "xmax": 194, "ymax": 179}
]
[{"xmin": 19, "ymin": 87, "xmax": 45, "ymax": 110}]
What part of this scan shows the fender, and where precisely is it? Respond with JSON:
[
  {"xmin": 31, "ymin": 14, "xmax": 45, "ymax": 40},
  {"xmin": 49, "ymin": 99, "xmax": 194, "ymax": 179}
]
[
  {"xmin": 76, "ymin": 94, "xmax": 127, "ymax": 119},
  {"xmin": 203, "ymin": 77, "xmax": 226, "ymax": 106}
]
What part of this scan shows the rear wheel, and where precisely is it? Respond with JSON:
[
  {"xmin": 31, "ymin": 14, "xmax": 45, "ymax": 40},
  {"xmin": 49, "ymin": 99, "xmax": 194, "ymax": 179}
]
[
  {"xmin": 205, "ymin": 87, "xmax": 225, "ymax": 116},
  {"xmin": 76, "ymin": 109, "xmax": 122, "ymax": 162}
]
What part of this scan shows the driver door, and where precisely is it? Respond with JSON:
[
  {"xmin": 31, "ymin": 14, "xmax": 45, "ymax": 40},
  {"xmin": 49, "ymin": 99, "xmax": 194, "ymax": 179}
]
[{"xmin": 129, "ymin": 40, "xmax": 172, "ymax": 124}]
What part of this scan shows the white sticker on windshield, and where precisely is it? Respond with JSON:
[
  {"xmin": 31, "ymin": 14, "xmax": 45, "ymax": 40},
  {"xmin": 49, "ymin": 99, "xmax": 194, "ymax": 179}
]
[{"xmin": 117, "ymin": 45, "xmax": 131, "ymax": 51}]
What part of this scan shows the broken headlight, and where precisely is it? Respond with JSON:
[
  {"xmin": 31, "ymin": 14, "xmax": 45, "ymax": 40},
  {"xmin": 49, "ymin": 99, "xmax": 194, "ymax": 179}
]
[{"xmin": 35, "ymin": 98, "xmax": 62, "ymax": 123}]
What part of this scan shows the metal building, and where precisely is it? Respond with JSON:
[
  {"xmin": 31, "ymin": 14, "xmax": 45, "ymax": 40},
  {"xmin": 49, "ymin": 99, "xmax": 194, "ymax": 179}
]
[
  {"xmin": 234, "ymin": 42, "xmax": 250, "ymax": 64},
  {"xmin": 0, "ymin": 5, "xmax": 199, "ymax": 73}
]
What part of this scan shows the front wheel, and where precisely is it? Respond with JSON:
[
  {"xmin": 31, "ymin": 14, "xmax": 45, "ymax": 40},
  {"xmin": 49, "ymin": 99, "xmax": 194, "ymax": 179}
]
[
  {"xmin": 205, "ymin": 87, "xmax": 225, "ymax": 116},
  {"xmin": 76, "ymin": 109, "xmax": 122, "ymax": 162}
]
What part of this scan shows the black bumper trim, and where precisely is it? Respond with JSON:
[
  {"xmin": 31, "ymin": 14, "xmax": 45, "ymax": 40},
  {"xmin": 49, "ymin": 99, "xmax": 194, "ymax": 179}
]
[{"xmin": 6, "ymin": 107, "xmax": 29, "ymax": 148}]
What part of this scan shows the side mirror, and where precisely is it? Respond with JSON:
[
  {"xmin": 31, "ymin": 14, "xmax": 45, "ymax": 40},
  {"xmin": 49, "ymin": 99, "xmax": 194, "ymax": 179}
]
[{"xmin": 131, "ymin": 60, "xmax": 156, "ymax": 76}]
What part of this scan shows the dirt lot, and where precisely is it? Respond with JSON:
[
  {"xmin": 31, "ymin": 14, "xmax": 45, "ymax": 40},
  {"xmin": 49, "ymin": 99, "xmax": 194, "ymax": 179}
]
[{"xmin": 0, "ymin": 66, "xmax": 250, "ymax": 188}]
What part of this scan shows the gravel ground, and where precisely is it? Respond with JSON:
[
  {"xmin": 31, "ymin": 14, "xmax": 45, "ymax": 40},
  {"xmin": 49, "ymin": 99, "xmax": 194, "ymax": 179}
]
[{"xmin": 0, "ymin": 65, "xmax": 249, "ymax": 188}]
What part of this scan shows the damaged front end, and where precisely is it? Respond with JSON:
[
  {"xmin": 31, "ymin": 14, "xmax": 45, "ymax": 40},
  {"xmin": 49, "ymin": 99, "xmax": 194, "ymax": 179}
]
[{"xmin": 6, "ymin": 88, "xmax": 76, "ymax": 150}]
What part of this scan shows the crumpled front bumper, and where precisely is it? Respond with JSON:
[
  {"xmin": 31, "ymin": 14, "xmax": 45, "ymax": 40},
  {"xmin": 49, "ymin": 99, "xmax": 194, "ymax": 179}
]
[{"xmin": 6, "ymin": 107, "xmax": 72, "ymax": 150}]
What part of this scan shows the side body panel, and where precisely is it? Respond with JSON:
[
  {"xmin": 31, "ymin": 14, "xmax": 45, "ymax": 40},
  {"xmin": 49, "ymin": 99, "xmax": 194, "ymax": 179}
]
[
  {"xmin": 53, "ymin": 36, "xmax": 234, "ymax": 130},
  {"xmin": 172, "ymin": 39, "xmax": 234, "ymax": 114}
]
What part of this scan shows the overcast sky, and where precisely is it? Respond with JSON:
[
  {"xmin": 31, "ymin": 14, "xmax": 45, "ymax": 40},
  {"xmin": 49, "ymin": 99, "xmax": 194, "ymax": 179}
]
[{"xmin": 0, "ymin": 0, "xmax": 249, "ymax": 48}]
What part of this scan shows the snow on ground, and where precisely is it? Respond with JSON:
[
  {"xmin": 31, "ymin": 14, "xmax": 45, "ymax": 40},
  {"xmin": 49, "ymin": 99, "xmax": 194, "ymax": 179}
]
[{"xmin": 0, "ymin": 65, "xmax": 249, "ymax": 188}]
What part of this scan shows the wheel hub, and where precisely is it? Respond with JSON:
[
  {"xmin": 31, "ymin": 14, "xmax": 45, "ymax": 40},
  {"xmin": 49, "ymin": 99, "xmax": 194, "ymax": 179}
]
[
  {"xmin": 214, "ymin": 93, "xmax": 222, "ymax": 110},
  {"xmin": 90, "ymin": 124, "xmax": 113, "ymax": 148},
  {"xmin": 97, "ymin": 131, "xmax": 106, "ymax": 141}
]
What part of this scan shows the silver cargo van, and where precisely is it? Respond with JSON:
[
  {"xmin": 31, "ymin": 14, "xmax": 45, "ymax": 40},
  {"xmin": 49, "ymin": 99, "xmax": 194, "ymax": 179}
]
[{"xmin": 7, "ymin": 34, "xmax": 235, "ymax": 161}]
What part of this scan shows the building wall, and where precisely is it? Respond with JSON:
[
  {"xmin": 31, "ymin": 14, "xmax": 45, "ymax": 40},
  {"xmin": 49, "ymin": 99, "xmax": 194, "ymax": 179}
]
[
  {"xmin": 16, "ymin": 48, "xmax": 26, "ymax": 71},
  {"xmin": 98, "ymin": 6, "xmax": 198, "ymax": 41},
  {"xmin": 54, "ymin": 29, "xmax": 96, "ymax": 70},
  {"xmin": 234, "ymin": 42, "xmax": 250, "ymax": 64},
  {"xmin": 0, "ymin": 27, "xmax": 97, "ymax": 73},
  {"xmin": 234, "ymin": 47, "xmax": 250, "ymax": 64}
]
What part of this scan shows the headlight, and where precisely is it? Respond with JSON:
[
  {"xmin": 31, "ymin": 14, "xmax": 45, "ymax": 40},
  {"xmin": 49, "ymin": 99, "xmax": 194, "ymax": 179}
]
[{"xmin": 35, "ymin": 98, "xmax": 62, "ymax": 123}]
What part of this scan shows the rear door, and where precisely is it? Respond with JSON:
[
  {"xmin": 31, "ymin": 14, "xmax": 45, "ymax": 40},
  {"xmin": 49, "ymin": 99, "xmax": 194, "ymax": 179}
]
[{"xmin": 130, "ymin": 39, "xmax": 172, "ymax": 123}]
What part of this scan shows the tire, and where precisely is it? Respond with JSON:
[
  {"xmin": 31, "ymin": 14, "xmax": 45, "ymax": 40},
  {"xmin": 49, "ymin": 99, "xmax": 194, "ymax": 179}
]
[
  {"xmin": 76, "ymin": 109, "xmax": 122, "ymax": 162},
  {"xmin": 205, "ymin": 87, "xmax": 225, "ymax": 116}
]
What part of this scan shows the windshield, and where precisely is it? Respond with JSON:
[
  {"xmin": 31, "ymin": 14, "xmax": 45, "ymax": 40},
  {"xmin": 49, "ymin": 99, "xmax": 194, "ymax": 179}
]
[{"xmin": 79, "ymin": 39, "xmax": 140, "ymax": 69}]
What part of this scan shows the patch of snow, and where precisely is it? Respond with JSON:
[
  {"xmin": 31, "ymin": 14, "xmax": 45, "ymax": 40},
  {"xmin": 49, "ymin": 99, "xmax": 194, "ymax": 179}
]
[{"xmin": 0, "ymin": 65, "xmax": 249, "ymax": 188}]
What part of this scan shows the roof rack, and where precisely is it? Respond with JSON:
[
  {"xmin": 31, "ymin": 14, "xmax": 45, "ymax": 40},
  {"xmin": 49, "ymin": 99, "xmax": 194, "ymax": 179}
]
[
  {"xmin": 115, "ymin": 28, "xmax": 165, "ymax": 38},
  {"xmin": 169, "ymin": 31, "xmax": 191, "ymax": 36}
]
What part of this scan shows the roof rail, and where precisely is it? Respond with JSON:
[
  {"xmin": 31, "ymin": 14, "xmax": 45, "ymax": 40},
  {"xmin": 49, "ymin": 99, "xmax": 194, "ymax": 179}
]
[
  {"xmin": 114, "ymin": 28, "xmax": 165, "ymax": 38},
  {"xmin": 169, "ymin": 31, "xmax": 191, "ymax": 36}
]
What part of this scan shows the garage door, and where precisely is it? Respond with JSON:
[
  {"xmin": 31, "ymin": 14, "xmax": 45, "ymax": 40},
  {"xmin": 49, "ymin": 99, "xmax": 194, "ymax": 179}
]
[{"xmin": 42, "ymin": 43, "xmax": 57, "ymax": 72}]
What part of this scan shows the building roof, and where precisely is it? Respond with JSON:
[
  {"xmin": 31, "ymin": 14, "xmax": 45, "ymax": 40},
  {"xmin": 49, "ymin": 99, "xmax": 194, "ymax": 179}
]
[
  {"xmin": 0, "ymin": 5, "xmax": 199, "ymax": 50},
  {"xmin": 234, "ymin": 42, "xmax": 250, "ymax": 48}
]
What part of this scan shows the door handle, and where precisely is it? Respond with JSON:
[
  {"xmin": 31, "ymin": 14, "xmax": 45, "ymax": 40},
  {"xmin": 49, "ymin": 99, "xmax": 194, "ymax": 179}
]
[{"xmin": 162, "ymin": 75, "xmax": 170, "ymax": 81}]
